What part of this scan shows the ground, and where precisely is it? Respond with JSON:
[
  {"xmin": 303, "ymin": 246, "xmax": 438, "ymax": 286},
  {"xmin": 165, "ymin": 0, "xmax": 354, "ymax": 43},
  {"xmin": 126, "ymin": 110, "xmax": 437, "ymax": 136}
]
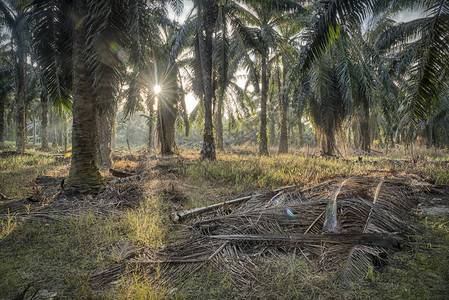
[{"xmin": 0, "ymin": 145, "xmax": 448, "ymax": 299}]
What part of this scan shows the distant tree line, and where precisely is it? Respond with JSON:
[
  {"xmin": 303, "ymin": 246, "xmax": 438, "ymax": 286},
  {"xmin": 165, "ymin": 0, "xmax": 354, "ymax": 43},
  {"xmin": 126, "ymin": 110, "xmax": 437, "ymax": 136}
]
[{"xmin": 0, "ymin": 0, "xmax": 447, "ymax": 194}]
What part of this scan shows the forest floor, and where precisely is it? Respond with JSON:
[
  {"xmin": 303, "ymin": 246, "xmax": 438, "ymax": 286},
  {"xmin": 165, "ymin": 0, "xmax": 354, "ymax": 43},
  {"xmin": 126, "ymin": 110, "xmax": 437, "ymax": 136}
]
[{"xmin": 1, "ymin": 144, "xmax": 449, "ymax": 299}]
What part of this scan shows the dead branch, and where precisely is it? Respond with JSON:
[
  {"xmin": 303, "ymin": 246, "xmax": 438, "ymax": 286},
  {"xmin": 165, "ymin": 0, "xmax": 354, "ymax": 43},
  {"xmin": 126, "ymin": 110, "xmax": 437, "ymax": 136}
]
[
  {"xmin": 171, "ymin": 185, "xmax": 297, "ymax": 222},
  {"xmin": 0, "ymin": 191, "xmax": 10, "ymax": 201},
  {"xmin": 109, "ymin": 168, "xmax": 134, "ymax": 178},
  {"xmin": 208, "ymin": 233, "xmax": 401, "ymax": 250},
  {"xmin": 171, "ymin": 195, "xmax": 253, "ymax": 222}
]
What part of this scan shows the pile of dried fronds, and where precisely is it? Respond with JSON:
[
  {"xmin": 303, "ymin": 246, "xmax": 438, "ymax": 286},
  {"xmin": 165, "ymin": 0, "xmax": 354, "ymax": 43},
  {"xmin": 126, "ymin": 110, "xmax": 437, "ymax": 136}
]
[{"xmin": 93, "ymin": 175, "xmax": 447, "ymax": 290}]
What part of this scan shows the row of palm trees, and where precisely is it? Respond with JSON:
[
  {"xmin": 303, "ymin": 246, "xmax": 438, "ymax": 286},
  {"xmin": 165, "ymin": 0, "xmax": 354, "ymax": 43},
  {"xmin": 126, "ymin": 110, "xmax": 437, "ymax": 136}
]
[{"xmin": 0, "ymin": 0, "xmax": 448, "ymax": 194}]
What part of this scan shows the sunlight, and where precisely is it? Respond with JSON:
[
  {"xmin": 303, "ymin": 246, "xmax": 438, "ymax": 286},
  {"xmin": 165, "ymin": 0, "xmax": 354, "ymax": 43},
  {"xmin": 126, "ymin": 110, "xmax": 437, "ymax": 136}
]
[
  {"xmin": 185, "ymin": 93, "xmax": 198, "ymax": 114},
  {"xmin": 154, "ymin": 84, "xmax": 162, "ymax": 94}
]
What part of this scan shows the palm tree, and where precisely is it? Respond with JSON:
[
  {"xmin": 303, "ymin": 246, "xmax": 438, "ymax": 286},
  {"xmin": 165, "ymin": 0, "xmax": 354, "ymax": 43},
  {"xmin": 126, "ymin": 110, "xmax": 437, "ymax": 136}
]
[
  {"xmin": 196, "ymin": 0, "xmax": 219, "ymax": 160},
  {"xmin": 0, "ymin": 54, "xmax": 14, "ymax": 144},
  {"xmin": 273, "ymin": 19, "xmax": 306, "ymax": 154},
  {"xmin": 31, "ymin": 0, "xmax": 173, "ymax": 193},
  {"xmin": 232, "ymin": 0, "xmax": 305, "ymax": 156},
  {"xmin": 302, "ymin": 0, "xmax": 449, "ymax": 122},
  {"xmin": 0, "ymin": 0, "xmax": 30, "ymax": 153},
  {"xmin": 62, "ymin": 0, "xmax": 104, "ymax": 193}
]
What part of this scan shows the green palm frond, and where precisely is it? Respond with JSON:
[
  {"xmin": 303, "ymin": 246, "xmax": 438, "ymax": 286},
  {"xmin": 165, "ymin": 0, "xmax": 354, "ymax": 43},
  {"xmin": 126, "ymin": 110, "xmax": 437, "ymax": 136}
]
[
  {"xmin": 30, "ymin": 0, "xmax": 73, "ymax": 113},
  {"xmin": 407, "ymin": 0, "xmax": 449, "ymax": 119}
]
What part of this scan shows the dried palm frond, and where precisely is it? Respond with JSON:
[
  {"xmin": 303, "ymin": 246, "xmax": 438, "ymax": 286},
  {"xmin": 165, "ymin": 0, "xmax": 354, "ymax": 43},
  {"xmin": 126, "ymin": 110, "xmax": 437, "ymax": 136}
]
[{"xmin": 92, "ymin": 175, "xmax": 443, "ymax": 291}]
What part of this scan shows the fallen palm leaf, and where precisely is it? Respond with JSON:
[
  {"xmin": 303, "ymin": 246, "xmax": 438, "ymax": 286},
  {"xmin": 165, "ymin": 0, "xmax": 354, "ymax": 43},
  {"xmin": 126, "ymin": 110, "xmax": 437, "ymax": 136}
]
[{"xmin": 92, "ymin": 175, "xmax": 444, "ymax": 292}]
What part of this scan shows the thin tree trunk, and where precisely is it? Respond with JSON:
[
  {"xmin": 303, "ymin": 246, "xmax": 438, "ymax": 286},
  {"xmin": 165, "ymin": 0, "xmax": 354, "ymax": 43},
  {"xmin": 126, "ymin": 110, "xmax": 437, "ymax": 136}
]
[
  {"xmin": 259, "ymin": 53, "xmax": 269, "ymax": 156},
  {"xmin": 63, "ymin": 115, "xmax": 67, "ymax": 152},
  {"xmin": 427, "ymin": 121, "xmax": 433, "ymax": 148},
  {"xmin": 278, "ymin": 71, "xmax": 288, "ymax": 154},
  {"xmin": 52, "ymin": 112, "xmax": 57, "ymax": 148},
  {"xmin": 65, "ymin": 0, "xmax": 104, "ymax": 194},
  {"xmin": 0, "ymin": 96, "xmax": 5, "ymax": 143},
  {"xmin": 40, "ymin": 93, "xmax": 49, "ymax": 150},
  {"xmin": 15, "ymin": 40, "xmax": 27, "ymax": 153},
  {"xmin": 58, "ymin": 115, "xmax": 64, "ymax": 147},
  {"xmin": 33, "ymin": 118, "xmax": 36, "ymax": 145},
  {"xmin": 269, "ymin": 114, "xmax": 276, "ymax": 145},
  {"xmin": 200, "ymin": 1, "xmax": 218, "ymax": 160},
  {"xmin": 147, "ymin": 92, "xmax": 155, "ymax": 151},
  {"xmin": 215, "ymin": 91, "xmax": 224, "ymax": 150}
]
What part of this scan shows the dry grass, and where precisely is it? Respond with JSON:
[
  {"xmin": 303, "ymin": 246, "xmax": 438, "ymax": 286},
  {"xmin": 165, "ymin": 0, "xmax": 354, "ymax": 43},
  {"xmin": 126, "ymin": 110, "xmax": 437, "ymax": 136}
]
[{"xmin": 0, "ymin": 146, "xmax": 448, "ymax": 299}]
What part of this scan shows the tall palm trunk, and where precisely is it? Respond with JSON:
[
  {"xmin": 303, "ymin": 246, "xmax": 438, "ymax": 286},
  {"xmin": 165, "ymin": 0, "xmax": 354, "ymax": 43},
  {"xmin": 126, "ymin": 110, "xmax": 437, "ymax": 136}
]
[
  {"xmin": 157, "ymin": 95, "xmax": 177, "ymax": 155},
  {"xmin": 353, "ymin": 109, "xmax": 371, "ymax": 153},
  {"xmin": 63, "ymin": 116, "xmax": 67, "ymax": 152},
  {"xmin": 0, "ymin": 96, "xmax": 5, "ymax": 143},
  {"xmin": 259, "ymin": 53, "xmax": 269, "ymax": 156},
  {"xmin": 40, "ymin": 92, "xmax": 49, "ymax": 150},
  {"xmin": 33, "ymin": 118, "xmax": 36, "ymax": 145},
  {"xmin": 269, "ymin": 113, "xmax": 276, "ymax": 145},
  {"xmin": 16, "ymin": 43, "xmax": 27, "ymax": 153},
  {"xmin": 0, "ymin": 5, "xmax": 26, "ymax": 151},
  {"xmin": 278, "ymin": 71, "xmax": 288, "ymax": 154},
  {"xmin": 96, "ymin": 112, "xmax": 113, "ymax": 169},
  {"xmin": 215, "ymin": 91, "xmax": 224, "ymax": 150},
  {"xmin": 200, "ymin": 1, "xmax": 218, "ymax": 160},
  {"xmin": 51, "ymin": 112, "xmax": 57, "ymax": 148},
  {"xmin": 58, "ymin": 115, "xmax": 64, "ymax": 147},
  {"xmin": 147, "ymin": 92, "xmax": 155, "ymax": 151},
  {"xmin": 95, "ymin": 59, "xmax": 117, "ymax": 169},
  {"xmin": 65, "ymin": 0, "xmax": 104, "ymax": 194},
  {"xmin": 321, "ymin": 128, "xmax": 336, "ymax": 156}
]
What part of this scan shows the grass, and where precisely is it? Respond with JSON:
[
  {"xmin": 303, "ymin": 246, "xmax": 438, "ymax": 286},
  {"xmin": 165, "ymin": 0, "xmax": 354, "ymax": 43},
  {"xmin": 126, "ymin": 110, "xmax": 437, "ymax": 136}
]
[
  {"xmin": 0, "ymin": 209, "xmax": 18, "ymax": 239},
  {"xmin": 185, "ymin": 152, "xmax": 449, "ymax": 192},
  {"xmin": 0, "ymin": 146, "xmax": 448, "ymax": 299},
  {"xmin": 125, "ymin": 195, "xmax": 167, "ymax": 247},
  {"xmin": 0, "ymin": 150, "xmax": 58, "ymax": 199},
  {"xmin": 0, "ymin": 214, "xmax": 118, "ymax": 298}
]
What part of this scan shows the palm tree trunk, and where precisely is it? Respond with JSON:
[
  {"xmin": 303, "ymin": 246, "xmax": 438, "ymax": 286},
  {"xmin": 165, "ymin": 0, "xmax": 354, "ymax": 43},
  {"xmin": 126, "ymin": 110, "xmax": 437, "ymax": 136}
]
[
  {"xmin": 259, "ymin": 53, "xmax": 269, "ymax": 156},
  {"xmin": 147, "ymin": 93, "xmax": 155, "ymax": 151},
  {"xmin": 0, "ymin": 96, "xmax": 5, "ymax": 143},
  {"xmin": 33, "ymin": 118, "xmax": 36, "ymax": 145},
  {"xmin": 58, "ymin": 115, "xmax": 64, "ymax": 147},
  {"xmin": 65, "ymin": 0, "xmax": 104, "ymax": 194},
  {"xmin": 278, "ymin": 71, "xmax": 288, "ymax": 154},
  {"xmin": 16, "ymin": 44, "xmax": 27, "ymax": 153},
  {"xmin": 63, "ymin": 115, "xmax": 67, "ymax": 152},
  {"xmin": 321, "ymin": 129, "xmax": 336, "ymax": 156},
  {"xmin": 157, "ymin": 95, "xmax": 177, "ymax": 155},
  {"xmin": 40, "ymin": 94, "xmax": 49, "ymax": 150},
  {"xmin": 360, "ymin": 120, "xmax": 370, "ymax": 152},
  {"xmin": 215, "ymin": 91, "xmax": 224, "ymax": 150},
  {"xmin": 200, "ymin": 1, "xmax": 218, "ymax": 160},
  {"xmin": 96, "ymin": 111, "xmax": 113, "ymax": 169},
  {"xmin": 95, "ymin": 63, "xmax": 117, "ymax": 169},
  {"xmin": 269, "ymin": 113, "xmax": 276, "ymax": 145},
  {"xmin": 51, "ymin": 112, "xmax": 57, "ymax": 148}
]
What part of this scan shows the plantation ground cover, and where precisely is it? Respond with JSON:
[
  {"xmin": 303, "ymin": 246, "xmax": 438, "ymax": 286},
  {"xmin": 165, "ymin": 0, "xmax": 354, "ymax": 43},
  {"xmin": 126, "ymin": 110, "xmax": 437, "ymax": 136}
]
[{"xmin": 0, "ymin": 146, "xmax": 448, "ymax": 299}]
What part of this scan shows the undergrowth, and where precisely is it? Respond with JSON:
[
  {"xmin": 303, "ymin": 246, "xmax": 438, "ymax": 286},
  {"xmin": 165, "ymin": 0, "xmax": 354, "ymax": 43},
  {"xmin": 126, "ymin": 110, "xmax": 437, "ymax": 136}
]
[
  {"xmin": 185, "ymin": 153, "xmax": 449, "ymax": 191},
  {"xmin": 0, "ymin": 148, "xmax": 448, "ymax": 299},
  {"xmin": 0, "ymin": 150, "xmax": 58, "ymax": 198}
]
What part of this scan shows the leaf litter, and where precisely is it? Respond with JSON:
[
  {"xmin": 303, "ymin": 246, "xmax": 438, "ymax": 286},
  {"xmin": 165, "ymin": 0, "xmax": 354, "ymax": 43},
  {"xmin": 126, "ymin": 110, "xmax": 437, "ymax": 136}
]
[{"xmin": 91, "ymin": 174, "xmax": 449, "ymax": 292}]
